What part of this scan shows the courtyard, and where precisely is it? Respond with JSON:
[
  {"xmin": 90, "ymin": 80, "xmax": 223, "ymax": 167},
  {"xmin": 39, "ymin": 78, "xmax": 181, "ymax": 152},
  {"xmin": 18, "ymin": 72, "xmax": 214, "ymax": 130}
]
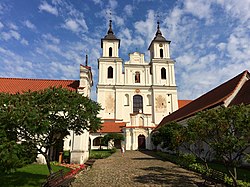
[{"xmin": 73, "ymin": 150, "xmax": 203, "ymax": 187}]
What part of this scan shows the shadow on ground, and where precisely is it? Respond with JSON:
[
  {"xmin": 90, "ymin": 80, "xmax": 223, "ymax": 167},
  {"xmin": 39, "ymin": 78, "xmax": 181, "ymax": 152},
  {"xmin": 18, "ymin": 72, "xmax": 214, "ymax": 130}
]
[
  {"xmin": 2, "ymin": 171, "xmax": 47, "ymax": 187},
  {"xmin": 132, "ymin": 151, "xmax": 203, "ymax": 186}
]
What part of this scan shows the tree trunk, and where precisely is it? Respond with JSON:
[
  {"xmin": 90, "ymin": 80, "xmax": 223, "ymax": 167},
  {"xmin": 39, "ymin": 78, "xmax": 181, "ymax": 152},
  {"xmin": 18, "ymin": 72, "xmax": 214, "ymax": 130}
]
[{"xmin": 44, "ymin": 154, "xmax": 53, "ymax": 174}]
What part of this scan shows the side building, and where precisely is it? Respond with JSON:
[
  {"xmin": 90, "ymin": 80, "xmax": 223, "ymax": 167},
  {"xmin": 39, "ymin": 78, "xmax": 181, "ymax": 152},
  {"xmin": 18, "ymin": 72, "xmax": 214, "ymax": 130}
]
[
  {"xmin": 93, "ymin": 21, "xmax": 178, "ymax": 150},
  {"xmin": 0, "ymin": 64, "xmax": 93, "ymax": 164}
]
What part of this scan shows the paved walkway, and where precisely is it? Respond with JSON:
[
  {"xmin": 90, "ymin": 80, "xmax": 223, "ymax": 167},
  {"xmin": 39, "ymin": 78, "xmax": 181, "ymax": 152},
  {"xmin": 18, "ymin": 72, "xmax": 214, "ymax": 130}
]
[{"xmin": 73, "ymin": 150, "xmax": 204, "ymax": 187}]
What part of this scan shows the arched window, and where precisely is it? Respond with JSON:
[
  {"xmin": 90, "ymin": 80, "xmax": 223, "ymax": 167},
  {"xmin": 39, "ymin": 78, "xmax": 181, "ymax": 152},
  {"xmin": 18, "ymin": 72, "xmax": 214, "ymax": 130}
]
[
  {"xmin": 109, "ymin": 47, "xmax": 112, "ymax": 57},
  {"xmin": 108, "ymin": 66, "xmax": 113, "ymax": 78},
  {"xmin": 160, "ymin": 48, "xmax": 163, "ymax": 58},
  {"xmin": 124, "ymin": 94, "xmax": 129, "ymax": 106},
  {"xmin": 93, "ymin": 137, "xmax": 102, "ymax": 146},
  {"xmin": 161, "ymin": 67, "xmax": 166, "ymax": 79},
  {"xmin": 133, "ymin": 95, "xmax": 143, "ymax": 113},
  {"xmin": 135, "ymin": 71, "xmax": 140, "ymax": 83}
]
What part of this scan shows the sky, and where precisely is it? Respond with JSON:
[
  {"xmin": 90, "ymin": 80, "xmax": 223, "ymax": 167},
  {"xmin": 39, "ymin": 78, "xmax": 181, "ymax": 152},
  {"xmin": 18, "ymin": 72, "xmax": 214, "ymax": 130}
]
[{"xmin": 0, "ymin": 0, "xmax": 249, "ymax": 100}]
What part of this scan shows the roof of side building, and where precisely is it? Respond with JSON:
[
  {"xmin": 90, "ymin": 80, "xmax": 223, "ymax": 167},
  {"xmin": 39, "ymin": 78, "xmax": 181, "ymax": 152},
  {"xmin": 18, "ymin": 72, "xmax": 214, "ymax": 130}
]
[
  {"xmin": 0, "ymin": 77, "xmax": 79, "ymax": 94},
  {"xmin": 156, "ymin": 70, "xmax": 250, "ymax": 130}
]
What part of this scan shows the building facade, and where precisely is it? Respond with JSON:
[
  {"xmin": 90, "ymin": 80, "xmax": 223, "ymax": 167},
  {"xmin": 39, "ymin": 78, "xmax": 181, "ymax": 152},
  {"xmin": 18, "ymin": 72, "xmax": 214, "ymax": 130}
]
[{"xmin": 94, "ymin": 21, "xmax": 178, "ymax": 150}]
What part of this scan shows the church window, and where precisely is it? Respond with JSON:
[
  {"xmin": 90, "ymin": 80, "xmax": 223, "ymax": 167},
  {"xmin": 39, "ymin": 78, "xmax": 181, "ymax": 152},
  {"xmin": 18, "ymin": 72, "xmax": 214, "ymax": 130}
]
[
  {"xmin": 161, "ymin": 68, "xmax": 166, "ymax": 79},
  {"xmin": 135, "ymin": 71, "xmax": 140, "ymax": 83},
  {"xmin": 108, "ymin": 66, "xmax": 113, "ymax": 78},
  {"xmin": 109, "ymin": 47, "xmax": 112, "ymax": 57},
  {"xmin": 133, "ymin": 95, "xmax": 143, "ymax": 113},
  {"xmin": 124, "ymin": 94, "xmax": 129, "ymax": 106},
  {"xmin": 160, "ymin": 48, "xmax": 163, "ymax": 58}
]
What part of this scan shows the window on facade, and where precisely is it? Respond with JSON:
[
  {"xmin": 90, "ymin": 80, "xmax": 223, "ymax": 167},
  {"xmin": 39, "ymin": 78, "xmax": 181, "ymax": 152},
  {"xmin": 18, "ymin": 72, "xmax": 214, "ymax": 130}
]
[
  {"xmin": 108, "ymin": 66, "xmax": 113, "ymax": 78},
  {"xmin": 160, "ymin": 49, "xmax": 163, "ymax": 58},
  {"xmin": 124, "ymin": 94, "xmax": 129, "ymax": 106},
  {"xmin": 135, "ymin": 71, "xmax": 140, "ymax": 83},
  {"xmin": 161, "ymin": 67, "xmax": 166, "ymax": 79},
  {"xmin": 93, "ymin": 137, "xmax": 102, "ymax": 146},
  {"xmin": 133, "ymin": 95, "xmax": 143, "ymax": 113},
  {"xmin": 109, "ymin": 47, "xmax": 112, "ymax": 57}
]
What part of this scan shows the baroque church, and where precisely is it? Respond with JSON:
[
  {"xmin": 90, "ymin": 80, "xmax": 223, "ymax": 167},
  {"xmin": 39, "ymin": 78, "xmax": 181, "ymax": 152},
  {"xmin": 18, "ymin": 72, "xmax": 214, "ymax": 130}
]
[
  {"xmin": 90, "ymin": 20, "xmax": 178, "ymax": 151},
  {"xmin": 0, "ymin": 19, "xmax": 190, "ymax": 164}
]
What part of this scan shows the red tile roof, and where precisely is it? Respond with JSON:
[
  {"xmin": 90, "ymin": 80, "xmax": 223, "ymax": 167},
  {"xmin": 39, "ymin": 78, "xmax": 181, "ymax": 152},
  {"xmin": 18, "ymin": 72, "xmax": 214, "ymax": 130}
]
[
  {"xmin": 230, "ymin": 79, "xmax": 250, "ymax": 106},
  {"xmin": 156, "ymin": 70, "xmax": 250, "ymax": 130},
  {"xmin": 0, "ymin": 77, "xmax": 79, "ymax": 94},
  {"xmin": 99, "ymin": 122, "xmax": 126, "ymax": 133},
  {"xmin": 178, "ymin": 100, "xmax": 192, "ymax": 108}
]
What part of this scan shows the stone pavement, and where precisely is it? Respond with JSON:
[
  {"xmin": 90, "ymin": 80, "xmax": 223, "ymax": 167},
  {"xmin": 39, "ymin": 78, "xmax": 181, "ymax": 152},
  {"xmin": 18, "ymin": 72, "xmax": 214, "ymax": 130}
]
[{"xmin": 72, "ymin": 150, "xmax": 204, "ymax": 187}]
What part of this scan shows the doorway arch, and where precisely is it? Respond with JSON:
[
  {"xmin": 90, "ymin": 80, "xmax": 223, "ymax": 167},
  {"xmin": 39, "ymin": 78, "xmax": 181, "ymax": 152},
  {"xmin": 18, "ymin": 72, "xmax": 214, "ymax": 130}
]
[{"xmin": 138, "ymin": 134, "xmax": 146, "ymax": 150}]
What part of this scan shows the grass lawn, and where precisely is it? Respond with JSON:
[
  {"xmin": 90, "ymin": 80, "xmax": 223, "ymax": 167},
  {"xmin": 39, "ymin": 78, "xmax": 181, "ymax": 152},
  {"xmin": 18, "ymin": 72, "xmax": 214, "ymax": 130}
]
[
  {"xmin": 208, "ymin": 162, "xmax": 250, "ymax": 182},
  {"xmin": 89, "ymin": 149, "xmax": 116, "ymax": 159},
  {"xmin": 1, "ymin": 164, "xmax": 71, "ymax": 187}
]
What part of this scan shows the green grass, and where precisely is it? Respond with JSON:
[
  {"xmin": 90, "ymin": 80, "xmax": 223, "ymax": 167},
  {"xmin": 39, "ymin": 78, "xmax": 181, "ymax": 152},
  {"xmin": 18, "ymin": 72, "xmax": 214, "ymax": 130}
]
[
  {"xmin": 89, "ymin": 149, "xmax": 116, "ymax": 159},
  {"xmin": 1, "ymin": 164, "xmax": 71, "ymax": 187},
  {"xmin": 208, "ymin": 162, "xmax": 250, "ymax": 182}
]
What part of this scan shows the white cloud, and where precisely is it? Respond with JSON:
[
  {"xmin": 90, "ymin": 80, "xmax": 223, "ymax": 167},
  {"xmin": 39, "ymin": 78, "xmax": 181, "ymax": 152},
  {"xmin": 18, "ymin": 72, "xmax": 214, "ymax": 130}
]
[
  {"xmin": 216, "ymin": 0, "xmax": 250, "ymax": 23},
  {"xmin": 39, "ymin": 1, "xmax": 58, "ymax": 16},
  {"xmin": 134, "ymin": 10, "xmax": 156, "ymax": 44},
  {"xmin": 23, "ymin": 20, "xmax": 36, "ymax": 30},
  {"xmin": 1, "ymin": 30, "xmax": 20, "ymax": 41},
  {"xmin": 42, "ymin": 33, "xmax": 60, "ymax": 44},
  {"xmin": 183, "ymin": 0, "xmax": 213, "ymax": 24},
  {"xmin": 0, "ymin": 21, "xmax": 3, "ymax": 29},
  {"xmin": 63, "ymin": 18, "xmax": 88, "ymax": 33},
  {"xmin": 64, "ymin": 19, "xmax": 79, "ymax": 32},
  {"xmin": 21, "ymin": 38, "xmax": 29, "ymax": 45},
  {"xmin": 124, "ymin": 4, "xmax": 133, "ymax": 16},
  {"xmin": 9, "ymin": 23, "xmax": 18, "ymax": 30}
]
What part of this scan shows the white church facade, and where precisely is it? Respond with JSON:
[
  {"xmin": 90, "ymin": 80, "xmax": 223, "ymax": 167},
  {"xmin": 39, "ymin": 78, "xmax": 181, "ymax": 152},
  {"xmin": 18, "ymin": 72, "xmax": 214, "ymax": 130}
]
[{"xmin": 90, "ymin": 20, "xmax": 179, "ymax": 151}]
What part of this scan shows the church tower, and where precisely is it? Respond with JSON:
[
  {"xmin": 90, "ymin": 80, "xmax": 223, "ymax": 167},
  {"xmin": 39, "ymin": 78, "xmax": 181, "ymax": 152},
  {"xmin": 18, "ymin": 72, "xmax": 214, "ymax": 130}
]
[
  {"xmin": 97, "ymin": 20, "xmax": 123, "ymax": 119},
  {"xmin": 94, "ymin": 20, "xmax": 178, "ymax": 151},
  {"xmin": 148, "ymin": 21, "xmax": 178, "ymax": 124}
]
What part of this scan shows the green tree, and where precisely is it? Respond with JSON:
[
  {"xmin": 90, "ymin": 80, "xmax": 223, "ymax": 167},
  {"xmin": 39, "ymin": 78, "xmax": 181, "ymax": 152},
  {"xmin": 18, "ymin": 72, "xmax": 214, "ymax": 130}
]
[
  {"xmin": 0, "ymin": 87, "xmax": 101, "ymax": 174},
  {"xmin": 188, "ymin": 104, "xmax": 250, "ymax": 186},
  {"xmin": 152, "ymin": 122, "xmax": 184, "ymax": 153},
  {"xmin": 102, "ymin": 133, "xmax": 124, "ymax": 147}
]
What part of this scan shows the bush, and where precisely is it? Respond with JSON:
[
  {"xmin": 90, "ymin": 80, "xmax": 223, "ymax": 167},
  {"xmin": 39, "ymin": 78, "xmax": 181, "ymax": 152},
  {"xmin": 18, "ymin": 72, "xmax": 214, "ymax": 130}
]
[{"xmin": 110, "ymin": 147, "xmax": 117, "ymax": 154}]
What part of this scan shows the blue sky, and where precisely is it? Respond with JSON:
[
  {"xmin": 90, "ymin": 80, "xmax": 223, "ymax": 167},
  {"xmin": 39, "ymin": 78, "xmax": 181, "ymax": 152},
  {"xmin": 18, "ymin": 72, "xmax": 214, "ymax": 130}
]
[{"xmin": 0, "ymin": 0, "xmax": 249, "ymax": 100}]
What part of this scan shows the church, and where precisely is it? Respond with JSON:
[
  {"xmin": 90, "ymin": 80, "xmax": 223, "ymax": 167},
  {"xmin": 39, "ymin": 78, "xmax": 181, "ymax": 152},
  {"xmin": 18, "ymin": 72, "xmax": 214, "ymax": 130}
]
[
  {"xmin": 90, "ymin": 20, "xmax": 179, "ymax": 151},
  {"xmin": 0, "ymin": 19, "xmax": 183, "ymax": 164}
]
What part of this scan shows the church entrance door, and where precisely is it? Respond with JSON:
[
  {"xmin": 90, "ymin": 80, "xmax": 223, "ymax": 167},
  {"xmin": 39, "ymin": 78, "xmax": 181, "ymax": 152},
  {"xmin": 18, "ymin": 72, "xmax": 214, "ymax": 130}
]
[{"xmin": 138, "ymin": 134, "xmax": 146, "ymax": 150}]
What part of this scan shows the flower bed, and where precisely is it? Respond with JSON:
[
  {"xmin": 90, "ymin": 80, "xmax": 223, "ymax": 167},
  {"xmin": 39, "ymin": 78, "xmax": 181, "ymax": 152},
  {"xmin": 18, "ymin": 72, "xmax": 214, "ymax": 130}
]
[{"xmin": 59, "ymin": 163, "xmax": 85, "ymax": 178}]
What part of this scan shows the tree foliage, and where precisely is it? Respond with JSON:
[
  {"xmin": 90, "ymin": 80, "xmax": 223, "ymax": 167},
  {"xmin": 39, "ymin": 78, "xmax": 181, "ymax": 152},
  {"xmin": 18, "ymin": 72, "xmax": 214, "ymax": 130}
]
[
  {"xmin": 152, "ymin": 104, "xmax": 250, "ymax": 186},
  {"xmin": 0, "ymin": 87, "xmax": 101, "ymax": 174},
  {"xmin": 188, "ymin": 104, "xmax": 250, "ymax": 186},
  {"xmin": 102, "ymin": 133, "xmax": 125, "ymax": 146},
  {"xmin": 152, "ymin": 122, "xmax": 184, "ymax": 152}
]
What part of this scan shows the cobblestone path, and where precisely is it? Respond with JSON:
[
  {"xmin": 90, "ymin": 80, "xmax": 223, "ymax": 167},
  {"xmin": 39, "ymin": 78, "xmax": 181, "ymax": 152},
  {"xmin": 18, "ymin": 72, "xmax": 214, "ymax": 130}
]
[{"xmin": 73, "ymin": 150, "xmax": 203, "ymax": 187}]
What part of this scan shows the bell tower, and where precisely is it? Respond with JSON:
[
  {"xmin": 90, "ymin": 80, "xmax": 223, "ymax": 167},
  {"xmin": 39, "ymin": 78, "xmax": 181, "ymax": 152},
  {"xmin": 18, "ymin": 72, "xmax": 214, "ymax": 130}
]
[
  {"xmin": 97, "ymin": 20, "xmax": 123, "ymax": 120},
  {"xmin": 148, "ymin": 21, "xmax": 178, "ymax": 124}
]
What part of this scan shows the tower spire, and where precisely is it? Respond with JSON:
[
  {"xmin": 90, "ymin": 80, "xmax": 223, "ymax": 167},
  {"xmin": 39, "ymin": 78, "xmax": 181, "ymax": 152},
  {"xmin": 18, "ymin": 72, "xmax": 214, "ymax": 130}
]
[
  {"xmin": 156, "ymin": 21, "xmax": 162, "ymax": 36},
  {"xmin": 107, "ymin": 19, "xmax": 114, "ymax": 35}
]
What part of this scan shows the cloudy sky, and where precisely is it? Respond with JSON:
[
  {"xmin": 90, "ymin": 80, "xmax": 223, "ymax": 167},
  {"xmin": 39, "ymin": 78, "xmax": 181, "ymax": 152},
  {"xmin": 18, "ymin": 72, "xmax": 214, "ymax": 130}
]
[{"xmin": 0, "ymin": 0, "xmax": 249, "ymax": 100}]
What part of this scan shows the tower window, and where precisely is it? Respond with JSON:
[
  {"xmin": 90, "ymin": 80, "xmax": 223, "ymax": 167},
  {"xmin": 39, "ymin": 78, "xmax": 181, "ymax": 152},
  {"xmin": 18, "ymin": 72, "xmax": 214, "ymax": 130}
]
[
  {"xmin": 135, "ymin": 71, "xmax": 140, "ymax": 83},
  {"xmin": 161, "ymin": 67, "xmax": 166, "ymax": 79},
  {"xmin": 109, "ymin": 47, "xmax": 112, "ymax": 57},
  {"xmin": 108, "ymin": 66, "xmax": 113, "ymax": 78},
  {"xmin": 133, "ymin": 95, "xmax": 143, "ymax": 113},
  {"xmin": 160, "ymin": 49, "xmax": 163, "ymax": 58}
]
